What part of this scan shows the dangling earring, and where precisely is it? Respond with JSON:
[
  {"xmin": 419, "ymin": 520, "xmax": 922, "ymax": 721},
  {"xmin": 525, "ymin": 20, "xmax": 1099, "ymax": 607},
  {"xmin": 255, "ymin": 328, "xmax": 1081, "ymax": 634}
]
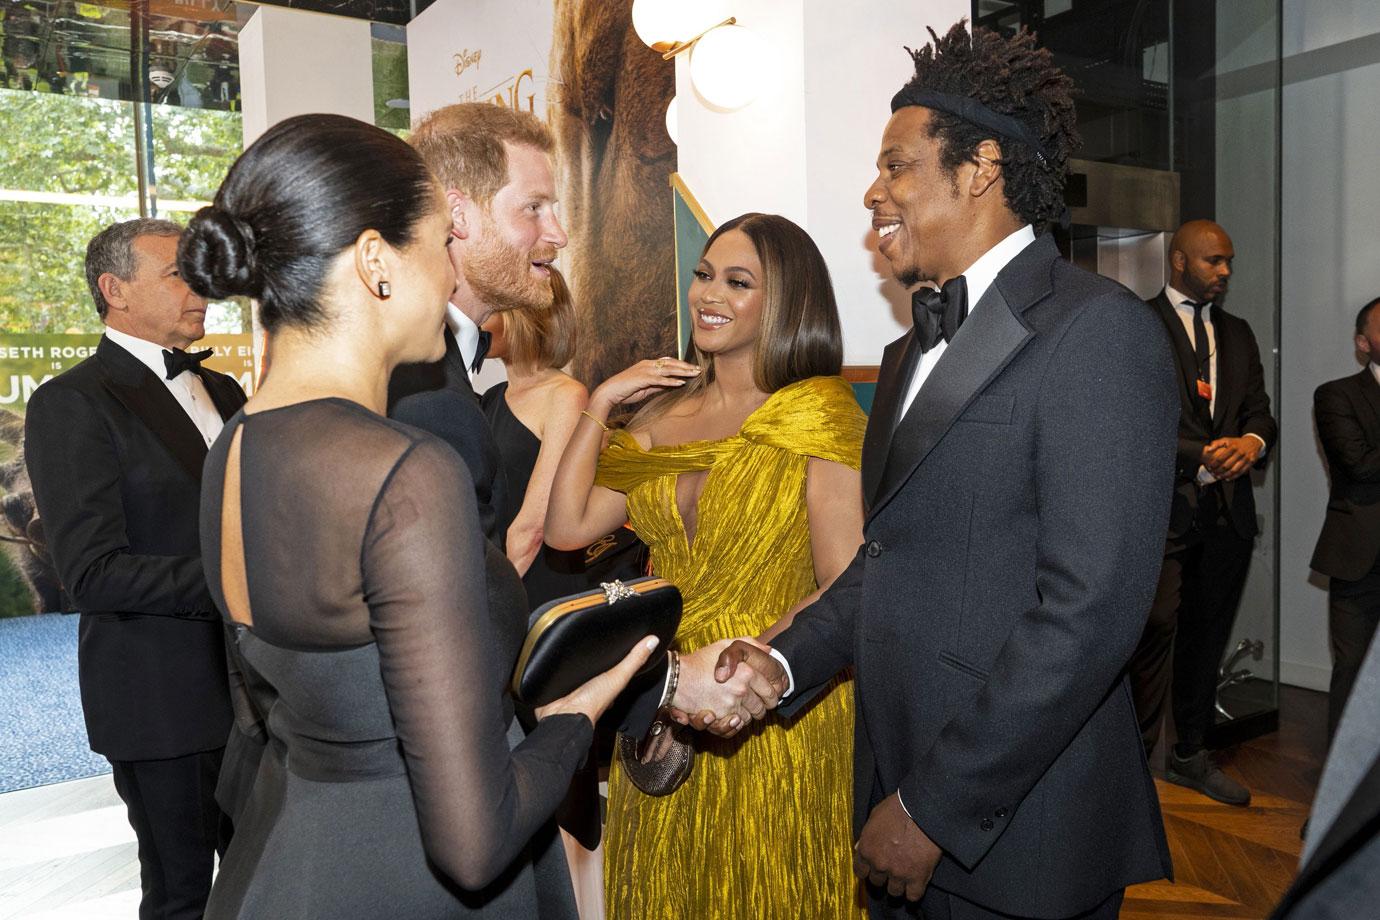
[{"xmin": 378, "ymin": 281, "xmax": 391, "ymax": 298}]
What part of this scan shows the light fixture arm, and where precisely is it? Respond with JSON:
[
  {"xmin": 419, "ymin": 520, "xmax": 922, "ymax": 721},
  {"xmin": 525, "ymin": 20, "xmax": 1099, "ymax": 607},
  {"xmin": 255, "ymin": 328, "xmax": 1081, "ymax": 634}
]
[{"xmin": 658, "ymin": 16, "xmax": 737, "ymax": 61}]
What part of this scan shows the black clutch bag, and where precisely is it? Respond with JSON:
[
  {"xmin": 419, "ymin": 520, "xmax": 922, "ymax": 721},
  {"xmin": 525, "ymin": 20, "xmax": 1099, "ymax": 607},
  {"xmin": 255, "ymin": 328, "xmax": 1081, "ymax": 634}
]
[{"xmin": 511, "ymin": 577, "xmax": 682, "ymax": 708}]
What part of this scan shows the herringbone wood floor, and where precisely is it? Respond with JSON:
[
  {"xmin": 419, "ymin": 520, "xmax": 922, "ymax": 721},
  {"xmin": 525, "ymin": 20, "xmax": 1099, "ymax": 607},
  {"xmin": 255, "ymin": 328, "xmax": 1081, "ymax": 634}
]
[{"xmin": 1121, "ymin": 685, "xmax": 1325, "ymax": 919}]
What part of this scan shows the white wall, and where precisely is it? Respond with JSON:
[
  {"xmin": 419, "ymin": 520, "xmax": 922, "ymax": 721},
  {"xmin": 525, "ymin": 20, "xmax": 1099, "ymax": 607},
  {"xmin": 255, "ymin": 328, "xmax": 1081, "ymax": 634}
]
[
  {"xmin": 405, "ymin": 0, "xmax": 553, "ymax": 124},
  {"xmin": 238, "ymin": 6, "xmax": 375, "ymax": 146},
  {"xmin": 673, "ymin": 0, "xmax": 968, "ymax": 364},
  {"xmin": 1214, "ymin": 0, "xmax": 1283, "ymax": 689},
  {"xmin": 1277, "ymin": 1, "xmax": 1380, "ymax": 689}
]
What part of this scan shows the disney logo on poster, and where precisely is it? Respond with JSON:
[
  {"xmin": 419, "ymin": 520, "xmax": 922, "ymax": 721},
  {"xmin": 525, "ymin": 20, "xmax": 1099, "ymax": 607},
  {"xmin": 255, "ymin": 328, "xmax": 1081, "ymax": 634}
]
[{"xmin": 453, "ymin": 49, "xmax": 482, "ymax": 77}]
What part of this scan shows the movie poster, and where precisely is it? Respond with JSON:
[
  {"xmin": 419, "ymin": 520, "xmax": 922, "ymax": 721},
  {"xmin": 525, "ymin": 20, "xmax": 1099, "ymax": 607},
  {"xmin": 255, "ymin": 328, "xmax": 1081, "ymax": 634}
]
[
  {"xmin": 408, "ymin": 0, "xmax": 678, "ymax": 387},
  {"xmin": 0, "ymin": 333, "xmax": 253, "ymax": 616}
]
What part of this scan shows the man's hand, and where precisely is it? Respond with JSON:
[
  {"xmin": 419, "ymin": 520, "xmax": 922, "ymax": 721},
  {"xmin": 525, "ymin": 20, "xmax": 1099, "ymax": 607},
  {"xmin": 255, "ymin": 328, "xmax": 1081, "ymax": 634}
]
[
  {"xmin": 664, "ymin": 638, "xmax": 788, "ymax": 738},
  {"xmin": 853, "ymin": 793, "xmax": 942, "ymax": 902},
  {"xmin": 1203, "ymin": 436, "xmax": 1262, "ymax": 480}
]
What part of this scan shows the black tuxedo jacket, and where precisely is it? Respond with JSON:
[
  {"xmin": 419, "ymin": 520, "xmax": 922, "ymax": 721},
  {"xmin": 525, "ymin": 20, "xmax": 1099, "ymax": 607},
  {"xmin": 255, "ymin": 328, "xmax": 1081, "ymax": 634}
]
[
  {"xmin": 388, "ymin": 327, "xmax": 511, "ymax": 548},
  {"xmin": 772, "ymin": 235, "xmax": 1176, "ymax": 918},
  {"xmin": 1149, "ymin": 292, "xmax": 1276, "ymax": 542},
  {"xmin": 25, "ymin": 336, "xmax": 246, "ymax": 761},
  {"xmin": 1310, "ymin": 369, "xmax": 1380, "ymax": 580}
]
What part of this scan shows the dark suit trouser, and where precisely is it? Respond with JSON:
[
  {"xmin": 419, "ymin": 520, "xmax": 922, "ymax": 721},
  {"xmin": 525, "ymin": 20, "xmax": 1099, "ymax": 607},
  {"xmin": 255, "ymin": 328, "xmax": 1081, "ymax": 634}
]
[
  {"xmin": 1327, "ymin": 557, "xmax": 1380, "ymax": 743},
  {"xmin": 1131, "ymin": 498, "xmax": 1254, "ymax": 755},
  {"xmin": 109, "ymin": 747, "xmax": 230, "ymax": 920},
  {"xmin": 909, "ymin": 887, "xmax": 1124, "ymax": 919}
]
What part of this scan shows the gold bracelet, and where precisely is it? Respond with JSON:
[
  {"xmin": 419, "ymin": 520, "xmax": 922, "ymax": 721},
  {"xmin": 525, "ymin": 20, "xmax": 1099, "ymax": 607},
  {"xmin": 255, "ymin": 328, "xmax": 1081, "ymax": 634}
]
[{"xmin": 581, "ymin": 409, "xmax": 610, "ymax": 432}]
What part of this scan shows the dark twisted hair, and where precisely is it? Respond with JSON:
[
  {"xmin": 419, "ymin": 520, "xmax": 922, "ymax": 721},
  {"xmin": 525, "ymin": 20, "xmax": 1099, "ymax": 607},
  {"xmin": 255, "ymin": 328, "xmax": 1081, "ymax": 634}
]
[{"xmin": 901, "ymin": 21, "xmax": 1079, "ymax": 228}]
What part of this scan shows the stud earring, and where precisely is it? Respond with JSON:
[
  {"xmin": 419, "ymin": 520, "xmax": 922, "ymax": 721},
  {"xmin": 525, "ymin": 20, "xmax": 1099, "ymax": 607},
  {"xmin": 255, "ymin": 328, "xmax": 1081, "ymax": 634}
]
[{"xmin": 378, "ymin": 281, "xmax": 391, "ymax": 298}]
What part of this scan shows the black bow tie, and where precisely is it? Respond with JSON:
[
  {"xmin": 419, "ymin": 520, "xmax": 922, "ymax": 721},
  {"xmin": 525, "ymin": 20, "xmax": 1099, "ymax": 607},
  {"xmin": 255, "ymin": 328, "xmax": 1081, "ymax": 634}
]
[
  {"xmin": 471, "ymin": 330, "xmax": 492, "ymax": 374},
  {"xmin": 912, "ymin": 276, "xmax": 969, "ymax": 353},
  {"xmin": 163, "ymin": 347, "xmax": 213, "ymax": 380}
]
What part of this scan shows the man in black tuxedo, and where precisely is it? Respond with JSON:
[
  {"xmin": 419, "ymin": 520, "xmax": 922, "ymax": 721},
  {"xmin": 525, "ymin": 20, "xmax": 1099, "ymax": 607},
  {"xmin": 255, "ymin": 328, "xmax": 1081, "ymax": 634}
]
[
  {"xmin": 716, "ymin": 23, "xmax": 1177, "ymax": 919},
  {"xmin": 1310, "ymin": 296, "xmax": 1380, "ymax": 743},
  {"xmin": 387, "ymin": 103, "xmax": 570, "ymax": 550},
  {"xmin": 1128, "ymin": 220, "xmax": 1277, "ymax": 807},
  {"xmin": 25, "ymin": 219, "xmax": 246, "ymax": 920}
]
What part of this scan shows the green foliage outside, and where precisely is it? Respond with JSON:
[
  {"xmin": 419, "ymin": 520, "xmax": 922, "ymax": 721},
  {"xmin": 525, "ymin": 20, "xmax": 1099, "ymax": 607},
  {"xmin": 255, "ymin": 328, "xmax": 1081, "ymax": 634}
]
[
  {"xmin": 373, "ymin": 37, "xmax": 409, "ymax": 132},
  {"xmin": 0, "ymin": 88, "xmax": 247, "ymax": 335}
]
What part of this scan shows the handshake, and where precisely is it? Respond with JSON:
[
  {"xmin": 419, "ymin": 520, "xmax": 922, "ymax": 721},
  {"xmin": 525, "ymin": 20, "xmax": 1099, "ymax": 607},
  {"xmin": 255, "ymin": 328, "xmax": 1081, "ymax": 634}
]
[{"xmin": 662, "ymin": 638, "xmax": 791, "ymax": 739}]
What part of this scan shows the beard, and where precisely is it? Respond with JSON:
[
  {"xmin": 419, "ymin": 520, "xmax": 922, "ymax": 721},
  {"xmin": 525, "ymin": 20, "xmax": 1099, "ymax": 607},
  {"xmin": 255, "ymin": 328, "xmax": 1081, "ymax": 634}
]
[
  {"xmin": 462, "ymin": 222, "xmax": 557, "ymax": 314},
  {"xmin": 896, "ymin": 265, "xmax": 922, "ymax": 288}
]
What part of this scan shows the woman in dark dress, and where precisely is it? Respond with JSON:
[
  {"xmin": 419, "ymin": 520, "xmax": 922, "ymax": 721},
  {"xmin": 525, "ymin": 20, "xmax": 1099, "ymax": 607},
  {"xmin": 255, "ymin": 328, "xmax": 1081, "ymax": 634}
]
[
  {"xmin": 180, "ymin": 113, "xmax": 656, "ymax": 920},
  {"xmin": 482, "ymin": 268, "xmax": 645, "ymax": 615},
  {"xmin": 481, "ymin": 267, "xmax": 589, "ymax": 602}
]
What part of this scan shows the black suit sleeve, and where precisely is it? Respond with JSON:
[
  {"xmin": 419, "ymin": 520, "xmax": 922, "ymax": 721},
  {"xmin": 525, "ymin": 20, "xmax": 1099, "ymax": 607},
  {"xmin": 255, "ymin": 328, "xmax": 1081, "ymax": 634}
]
[
  {"xmin": 390, "ymin": 388, "xmax": 505, "ymax": 546},
  {"xmin": 1315, "ymin": 382, "xmax": 1380, "ymax": 482},
  {"xmin": 1176, "ymin": 434, "xmax": 1208, "ymax": 479},
  {"xmin": 770, "ymin": 544, "xmax": 867, "ymax": 717},
  {"xmin": 1233, "ymin": 318, "xmax": 1277, "ymax": 451},
  {"xmin": 898, "ymin": 294, "xmax": 1178, "ymax": 870},
  {"xmin": 24, "ymin": 381, "xmax": 216, "ymax": 617}
]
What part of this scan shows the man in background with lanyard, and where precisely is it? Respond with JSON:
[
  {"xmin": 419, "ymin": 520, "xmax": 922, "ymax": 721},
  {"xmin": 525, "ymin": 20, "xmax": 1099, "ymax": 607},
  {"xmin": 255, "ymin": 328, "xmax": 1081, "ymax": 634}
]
[{"xmin": 1132, "ymin": 219, "xmax": 1277, "ymax": 806}]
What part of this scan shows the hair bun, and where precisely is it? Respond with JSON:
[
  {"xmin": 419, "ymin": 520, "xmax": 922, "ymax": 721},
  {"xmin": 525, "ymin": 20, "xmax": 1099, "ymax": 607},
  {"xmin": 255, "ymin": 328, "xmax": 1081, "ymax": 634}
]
[{"xmin": 179, "ymin": 205, "xmax": 261, "ymax": 300}]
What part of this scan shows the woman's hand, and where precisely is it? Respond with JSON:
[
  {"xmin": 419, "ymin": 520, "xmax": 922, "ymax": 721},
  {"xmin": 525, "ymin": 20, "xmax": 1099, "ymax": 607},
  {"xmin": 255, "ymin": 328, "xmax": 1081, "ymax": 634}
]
[
  {"xmin": 663, "ymin": 637, "xmax": 788, "ymax": 738},
  {"xmin": 587, "ymin": 357, "xmax": 701, "ymax": 417},
  {"xmin": 535, "ymin": 636, "xmax": 661, "ymax": 725}
]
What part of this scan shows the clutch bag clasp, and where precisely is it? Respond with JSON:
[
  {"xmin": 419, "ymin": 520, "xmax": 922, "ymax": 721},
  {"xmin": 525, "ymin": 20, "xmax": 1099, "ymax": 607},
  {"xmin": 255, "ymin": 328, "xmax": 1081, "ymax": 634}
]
[{"xmin": 601, "ymin": 579, "xmax": 636, "ymax": 604}]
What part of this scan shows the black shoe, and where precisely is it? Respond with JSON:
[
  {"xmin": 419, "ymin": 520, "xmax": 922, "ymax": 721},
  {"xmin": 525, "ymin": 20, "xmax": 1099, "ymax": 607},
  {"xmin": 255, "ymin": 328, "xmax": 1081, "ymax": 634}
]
[{"xmin": 1165, "ymin": 749, "xmax": 1251, "ymax": 806}]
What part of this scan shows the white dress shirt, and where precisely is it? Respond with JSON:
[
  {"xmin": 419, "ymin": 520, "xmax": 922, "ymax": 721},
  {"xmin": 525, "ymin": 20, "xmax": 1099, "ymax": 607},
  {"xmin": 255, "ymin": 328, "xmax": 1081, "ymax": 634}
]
[
  {"xmin": 1369, "ymin": 362, "xmax": 1380, "ymax": 387},
  {"xmin": 767, "ymin": 225, "xmax": 1039, "ymax": 700},
  {"xmin": 1163, "ymin": 285, "xmax": 1266, "ymax": 483},
  {"xmin": 897, "ymin": 224, "xmax": 1037, "ymax": 422},
  {"xmin": 103, "ymin": 326, "xmax": 224, "ymax": 448},
  {"xmin": 1166, "ymin": 284, "xmax": 1218, "ymax": 418},
  {"xmin": 447, "ymin": 303, "xmax": 481, "ymax": 382}
]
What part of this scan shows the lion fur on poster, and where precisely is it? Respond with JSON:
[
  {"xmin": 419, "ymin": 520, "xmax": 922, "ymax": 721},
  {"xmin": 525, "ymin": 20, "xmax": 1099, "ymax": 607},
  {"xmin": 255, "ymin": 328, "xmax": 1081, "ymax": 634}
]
[{"xmin": 550, "ymin": 0, "xmax": 678, "ymax": 388}]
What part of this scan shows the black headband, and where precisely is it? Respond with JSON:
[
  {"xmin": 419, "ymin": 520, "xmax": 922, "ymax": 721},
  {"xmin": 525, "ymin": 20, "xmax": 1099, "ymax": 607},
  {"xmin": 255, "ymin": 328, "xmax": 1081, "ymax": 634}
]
[{"xmin": 891, "ymin": 87, "xmax": 1050, "ymax": 168}]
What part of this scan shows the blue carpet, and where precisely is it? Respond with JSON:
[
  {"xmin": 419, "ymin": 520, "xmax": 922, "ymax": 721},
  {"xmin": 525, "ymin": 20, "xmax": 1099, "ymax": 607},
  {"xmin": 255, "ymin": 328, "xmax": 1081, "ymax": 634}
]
[{"xmin": 0, "ymin": 613, "xmax": 109, "ymax": 793}]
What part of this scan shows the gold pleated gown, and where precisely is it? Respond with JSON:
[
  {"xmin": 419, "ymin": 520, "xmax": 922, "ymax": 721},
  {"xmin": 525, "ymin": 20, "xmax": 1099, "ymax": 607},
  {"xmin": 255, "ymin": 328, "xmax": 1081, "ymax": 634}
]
[{"xmin": 596, "ymin": 376, "xmax": 868, "ymax": 919}]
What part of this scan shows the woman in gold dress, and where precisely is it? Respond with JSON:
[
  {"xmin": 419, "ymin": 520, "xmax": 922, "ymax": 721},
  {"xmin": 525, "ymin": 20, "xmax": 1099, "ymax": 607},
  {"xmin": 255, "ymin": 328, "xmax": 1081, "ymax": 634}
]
[{"xmin": 547, "ymin": 213, "xmax": 867, "ymax": 918}]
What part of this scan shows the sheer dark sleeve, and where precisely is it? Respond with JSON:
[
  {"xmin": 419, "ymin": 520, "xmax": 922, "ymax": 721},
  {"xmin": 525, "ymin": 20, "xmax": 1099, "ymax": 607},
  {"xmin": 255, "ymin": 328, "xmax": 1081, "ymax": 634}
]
[{"xmin": 363, "ymin": 437, "xmax": 592, "ymax": 890}]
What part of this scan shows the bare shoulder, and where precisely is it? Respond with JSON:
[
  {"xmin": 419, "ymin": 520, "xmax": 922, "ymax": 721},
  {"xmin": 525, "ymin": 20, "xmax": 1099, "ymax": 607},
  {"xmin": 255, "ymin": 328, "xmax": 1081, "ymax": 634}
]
[{"xmin": 546, "ymin": 373, "xmax": 589, "ymax": 409}]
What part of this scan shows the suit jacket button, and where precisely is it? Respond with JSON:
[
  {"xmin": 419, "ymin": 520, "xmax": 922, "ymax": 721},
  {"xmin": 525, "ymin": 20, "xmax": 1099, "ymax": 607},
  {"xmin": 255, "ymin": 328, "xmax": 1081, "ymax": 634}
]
[
  {"xmin": 866, "ymin": 540, "xmax": 883, "ymax": 557},
  {"xmin": 995, "ymin": 808, "xmax": 1008, "ymax": 819},
  {"xmin": 981, "ymin": 818, "xmax": 994, "ymax": 831}
]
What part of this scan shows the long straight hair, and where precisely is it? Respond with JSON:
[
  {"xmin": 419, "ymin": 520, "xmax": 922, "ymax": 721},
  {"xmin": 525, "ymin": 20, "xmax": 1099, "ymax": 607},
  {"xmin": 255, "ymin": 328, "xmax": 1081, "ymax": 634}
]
[{"xmin": 631, "ymin": 212, "xmax": 843, "ymax": 427}]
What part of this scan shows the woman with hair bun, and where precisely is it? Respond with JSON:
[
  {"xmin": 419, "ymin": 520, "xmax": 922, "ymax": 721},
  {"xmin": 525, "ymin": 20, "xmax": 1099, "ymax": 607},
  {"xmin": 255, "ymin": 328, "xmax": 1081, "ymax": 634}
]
[{"xmin": 186, "ymin": 112, "xmax": 655, "ymax": 920}]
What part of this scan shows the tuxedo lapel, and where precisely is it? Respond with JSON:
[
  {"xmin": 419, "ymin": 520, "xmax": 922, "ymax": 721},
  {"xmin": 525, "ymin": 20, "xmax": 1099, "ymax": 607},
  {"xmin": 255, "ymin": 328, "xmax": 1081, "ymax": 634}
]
[
  {"xmin": 870, "ymin": 283, "xmax": 1033, "ymax": 519},
  {"xmin": 1353, "ymin": 369, "xmax": 1380, "ymax": 437},
  {"xmin": 194, "ymin": 367, "xmax": 247, "ymax": 421},
  {"xmin": 95, "ymin": 338, "xmax": 208, "ymax": 483},
  {"xmin": 1210, "ymin": 305, "xmax": 1235, "ymax": 431},
  {"xmin": 1150, "ymin": 293, "xmax": 1202, "ymax": 419},
  {"xmin": 861, "ymin": 333, "xmax": 917, "ymax": 507},
  {"xmin": 443, "ymin": 328, "xmax": 478, "ymax": 402}
]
